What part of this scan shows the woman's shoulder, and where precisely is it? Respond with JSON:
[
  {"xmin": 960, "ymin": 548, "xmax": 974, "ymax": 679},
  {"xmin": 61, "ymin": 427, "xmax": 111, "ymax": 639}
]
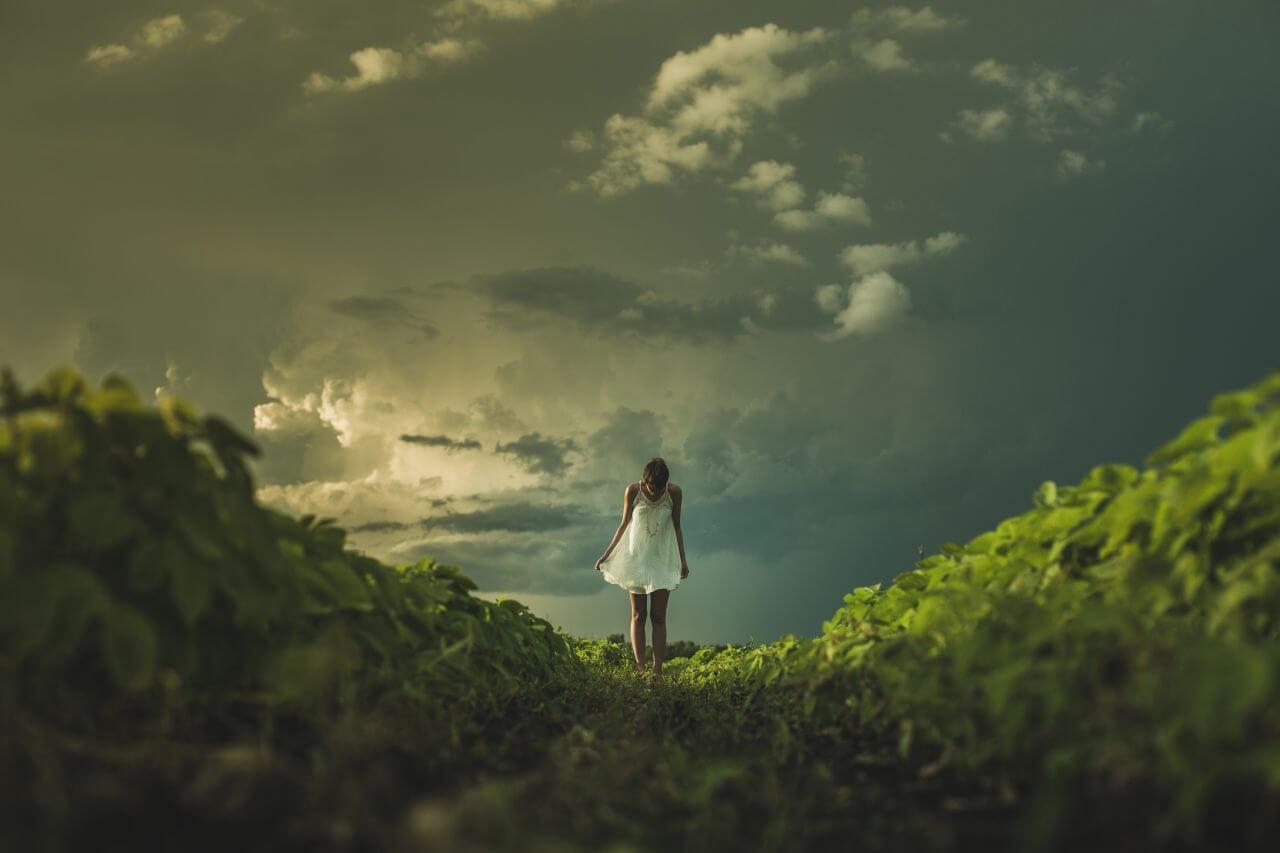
[{"xmin": 667, "ymin": 482, "xmax": 681, "ymax": 497}]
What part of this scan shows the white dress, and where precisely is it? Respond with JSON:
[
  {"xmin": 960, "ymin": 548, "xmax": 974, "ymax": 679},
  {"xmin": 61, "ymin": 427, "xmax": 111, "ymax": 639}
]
[{"xmin": 599, "ymin": 483, "xmax": 682, "ymax": 594}]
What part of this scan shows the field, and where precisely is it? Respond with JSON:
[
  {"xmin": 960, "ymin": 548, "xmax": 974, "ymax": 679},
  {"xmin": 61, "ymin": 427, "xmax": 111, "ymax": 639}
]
[{"xmin": 3, "ymin": 364, "xmax": 1279, "ymax": 852}]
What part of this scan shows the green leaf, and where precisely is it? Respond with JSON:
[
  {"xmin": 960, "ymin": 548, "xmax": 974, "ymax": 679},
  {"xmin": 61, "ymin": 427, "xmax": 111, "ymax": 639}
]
[
  {"xmin": 171, "ymin": 560, "xmax": 214, "ymax": 627},
  {"xmin": 1033, "ymin": 480, "xmax": 1058, "ymax": 509},
  {"xmin": 101, "ymin": 603, "xmax": 157, "ymax": 692},
  {"xmin": 1145, "ymin": 414, "xmax": 1223, "ymax": 467}
]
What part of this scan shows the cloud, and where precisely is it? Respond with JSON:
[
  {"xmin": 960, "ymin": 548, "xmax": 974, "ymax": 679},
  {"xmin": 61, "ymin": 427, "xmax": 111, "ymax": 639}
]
[
  {"xmin": 435, "ymin": 0, "xmax": 570, "ymax": 21},
  {"xmin": 84, "ymin": 13, "xmax": 197, "ymax": 68},
  {"xmin": 84, "ymin": 44, "xmax": 135, "ymax": 68},
  {"xmin": 837, "ymin": 230, "xmax": 967, "ymax": 276},
  {"xmin": 304, "ymin": 39, "xmax": 484, "ymax": 94},
  {"xmin": 399, "ymin": 433, "xmax": 484, "ymax": 451},
  {"xmin": 838, "ymin": 151, "xmax": 869, "ymax": 193},
  {"xmin": 574, "ymin": 24, "xmax": 841, "ymax": 196},
  {"xmin": 725, "ymin": 241, "xmax": 809, "ymax": 267},
  {"xmin": 562, "ymin": 128, "xmax": 596, "ymax": 152},
  {"xmin": 814, "ymin": 270, "xmax": 913, "ymax": 340},
  {"xmin": 351, "ymin": 520, "xmax": 412, "ymax": 533},
  {"xmin": 202, "ymin": 9, "xmax": 244, "ymax": 44},
  {"xmin": 494, "ymin": 432, "xmax": 579, "ymax": 475},
  {"xmin": 465, "ymin": 266, "xmax": 791, "ymax": 343},
  {"xmin": 773, "ymin": 191, "xmax": 872, "ymax": 231},
  {"xmin": 853, "ymin": 38, "xmax": 914, "ymax": 72},
  {"xmin": 948, "ymin": 58, "xmax": 1125, "ymax": 144},
  {"xmin": 729, "ymin": 160, "xmax": 807, "ymax": 211},
  {"xmin": 1055, "ymin": 148, "xmax": 1105, "ymax": 179},
  {"xmin": 140, "ymin": 15, "xmax": 186, "ymax": 48},
  {"xmin": 849, "ymin": 5, "xmax": 962, "ymax": 35},
  {"xmin": 328, "ymin": 295, "xmax": 439, "ymax": 338},
  {"xmin": 847, "ymin": 5, "xmax": 965, "ymax": 72},
  {"xmin": 1126, "ymin": 111, "xmax": 1174, "ymax": 135},
  {"xmin": 423, "ymin": 500, "xmax": 578, "ymax": 533},
  {"xmin": 940, "ymin": 107, "xmax": 1013, "ymax": 142}
]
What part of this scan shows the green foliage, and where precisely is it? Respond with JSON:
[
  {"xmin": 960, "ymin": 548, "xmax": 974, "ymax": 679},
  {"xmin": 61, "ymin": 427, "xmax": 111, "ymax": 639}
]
[{"xmin": 3, "ymin": 362, "xmax": 1280, "ymax": 852}]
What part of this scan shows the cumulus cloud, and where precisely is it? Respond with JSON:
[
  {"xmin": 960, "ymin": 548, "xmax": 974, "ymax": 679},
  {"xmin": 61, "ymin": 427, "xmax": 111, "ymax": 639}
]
[
  {"xmin": 304, "ymin": 38, "xmax": 484, "ymax": 94},
  {"xmin": 202, "ymin": 9, "xmax": 244, "ymax": 44},
  {"xmin": 573, "ymin": 24, "xmax": 841, "ymax": 196},
  {"xmin": 847, "ymin": 4, "xmax": 965, "ymax": 73},
  {"xmin": 1055, "ymin": 148, "xmax": 1105, "ymax": 179},
  {"xmin": 84, "ymin": 13, "xmax": 193, "ymax": 68},
  {"xmin": 729, "ymin": 160, "xmax": 807, "ymax": 211},
  {"xmin": 84, "ymin": 44, "xmax": 135, "ymax": 68},
  {"xmin": 854, "ymin": 38, "xmax": 914, "ymax": 72},
  {"xmin": 1126, "ymin": 110, "xmax": 1174, "ymax": 135},
  {"xmin": 837, "ymin": 230, "xmax": 967, "ymax": 276},
  {"xmin": 946, "ymin": 58, "xmax": 1125, "ymax": 144},
  {"xmin": 837, "ymin": 151, "xmax": 869, "ymax": 193},
  {"xmin": 725, "ymin": 241, "xmax": 809, "ymax": 267},
  {"xmin": 814, "ymin": 270, "xmax": 913, "ymax": 340},
  {"xmin": 140, "ymin": 14, "xmax": 186, "ymax": 48},
  {"xmin": 562, "ymin": 128, "xmax": 596, "ymax": 152},
  {"xmin": 849, "ymin": 5, "xmax": 962, "ymax": 35},
  {"xmin": 774, "ymin": 191, "xmax": 872, "ymax": 231},
  {"xmin": 435, "ymin": 0, "xmax": 569, "ymax": 21},
  {"xmin": 939, "ymin": 107, "xmax": 1012, "ymax": 143}
]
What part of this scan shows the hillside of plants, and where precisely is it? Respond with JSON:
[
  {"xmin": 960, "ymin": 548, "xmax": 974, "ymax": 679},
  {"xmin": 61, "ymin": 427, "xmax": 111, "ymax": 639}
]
[{"xmin": 2, "ymin": 362, "xmax": 1279, "ymax": 852}]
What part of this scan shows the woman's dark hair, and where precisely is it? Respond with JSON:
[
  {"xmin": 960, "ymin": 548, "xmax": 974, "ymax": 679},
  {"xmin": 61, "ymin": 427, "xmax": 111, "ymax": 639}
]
[{"xmin": 642, "ymin": 457, "xmax": 669, "ymax": 491}]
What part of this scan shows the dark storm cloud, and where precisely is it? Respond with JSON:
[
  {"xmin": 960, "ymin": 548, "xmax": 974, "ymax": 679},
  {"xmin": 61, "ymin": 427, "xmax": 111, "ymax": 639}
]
[
  {"xmin": 422, "ymin": 501, "xmax": 578, "ymax": 533},
  {"xmin": 464, "ymin": 266, "xmax": 825, "ymax": 342},
  {"xmin": 494, "ymin": 431, "xmax": 579, "ymax": 475},
  {"xmin": 405, "ymin": 533, "xmax": 604, "ymax": 595},
  {"xmin": 399, "ymin": 432, "xmax": 484, "ymax": 451},
  {"xmin": 350, "ymin": 519, "xmax": 411, "ymax": 533},
  {"xmin": 329, "ymin": 295, "xmax": 439, "ymax": 339}
]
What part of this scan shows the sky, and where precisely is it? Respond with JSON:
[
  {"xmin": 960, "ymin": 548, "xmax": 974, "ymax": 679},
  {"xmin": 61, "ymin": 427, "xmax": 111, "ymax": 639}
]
[{"xmin": 3, "ymin": 0, "xmax": 1277, "ymax": 644}]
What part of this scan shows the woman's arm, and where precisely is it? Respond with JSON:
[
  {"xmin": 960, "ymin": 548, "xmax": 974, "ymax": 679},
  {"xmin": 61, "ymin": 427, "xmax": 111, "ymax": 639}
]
[
  {"xmin": 671, "ymin": 484, "xmax": 689, "ymax": 577},
  {"xmin": 595, "ymin": 484, "xmax": 637, "ymax": 569}
]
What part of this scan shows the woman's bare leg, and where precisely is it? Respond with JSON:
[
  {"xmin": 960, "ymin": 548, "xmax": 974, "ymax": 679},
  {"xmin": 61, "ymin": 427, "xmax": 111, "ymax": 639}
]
[
  {"xmin": 629, "ymin": 592, "xmax": 648, "ymax": 674},
  {"xmin": 649, "ymin": 589, "xmax": 670, "ymax": 679}
]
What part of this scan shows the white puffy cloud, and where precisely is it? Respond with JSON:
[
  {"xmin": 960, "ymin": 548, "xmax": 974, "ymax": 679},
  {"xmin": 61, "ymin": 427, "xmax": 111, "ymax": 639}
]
[
  {"xmin": 847, "ymin": 5, "xmax": 965, "ymax": 73},
  {"xmin": 940, "ymin": 107, "xmax": 1012, "ymax": 143},
  {"xmin": 949, "ymin": 59, "xmax": 1125, "ymax": 144},
  {"xmin": 838, "ymin": 230, "xmax": 967, "ymax": 276},
  {"xmin": 202, "ymin": 9, "xmax": 244, "ymax": 44},
  {"xmin": 838, "ymin": 151, "xmax": 869, "ymax": 193},
  {"xmin": 436, "ymin": 0, "xmax": 568, "ymax": 21},
  {"xmin": 84, "ymin": 44, "xmax": 135, "ymax": 68},
  {"xmin": 83, "ymin": 11, "xmax": 244, "ymax": 69},
  {"xmin": 562, "ymin": 128, "xmax": 596, "ymax": 152},
  {"xmin": 815, "ymin": 270, "xmax": 913, "ymax": 340},
  {"xmin": 854, "ymin": 37, "xmax": 914, "ymax": 72},
  {"xmin": 725, "ymin": 241, "xmax": 809, "ymax": 267},
  {"xmin": 304, "ymin": 39, "xmax": 484, "ymax": 94},
  {"xmin": 849, "ymin": 5, "xmax": 962, "ymax": 35},
  {"xmin": 140, "ymin": 15, "xmax": 186, "ymax": 48},
  {"xmin": 85, "ymin": 14, "xmax": 185, "ymax": 68},
  {"xmin": 729, "ymin": 160, "xmax": 807, "ymax": 211},
  {"xmin": 576, "ymin": 24, "xmax": 841, "ymax": 196},
  {"xmin": 1055, "ymin": 148, "xmax": 1105, "ymax": 179},
  {"xmin": 774, "ymin": 191, "xmax": 871, "ymax": 231}
]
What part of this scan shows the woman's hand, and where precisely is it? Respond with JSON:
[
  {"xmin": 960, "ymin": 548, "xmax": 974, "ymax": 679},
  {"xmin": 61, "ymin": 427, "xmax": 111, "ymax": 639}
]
[
  {"xmin": 594, "ymin": 554, "xmax": 606, "ymax": 571},
  {"xmin": 680, "ymin": 563, "xmax": 689, "ymax": 579}
]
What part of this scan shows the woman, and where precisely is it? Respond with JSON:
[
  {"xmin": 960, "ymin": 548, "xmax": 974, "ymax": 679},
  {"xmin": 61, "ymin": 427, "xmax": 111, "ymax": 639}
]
[{"xmin": 594, "ymin": 457, "xmax": 689, "ymax": 680}]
